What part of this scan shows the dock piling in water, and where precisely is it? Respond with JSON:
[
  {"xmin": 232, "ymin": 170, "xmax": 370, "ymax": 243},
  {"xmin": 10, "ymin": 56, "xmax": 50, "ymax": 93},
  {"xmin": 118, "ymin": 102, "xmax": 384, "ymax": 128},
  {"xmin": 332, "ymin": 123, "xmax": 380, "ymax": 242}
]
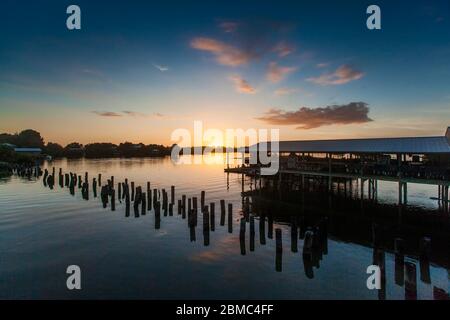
[
  {"xmin": 227, "ymin": 203, "xmax": 233, "ymax": 233},
  {"xmin": 275, "ymin": 228, "xmax": 282, "ymax": 272},
  {"xmin": 220, "ymin": 200, "xmax": 225, "ymax": 226},
  {"xmin": 210, "ymin": 203, "xmax": 215, "ymax": 231},
  {"xmin": 240, "ymin": 218, "xmax": 246, "ymax": 255}
]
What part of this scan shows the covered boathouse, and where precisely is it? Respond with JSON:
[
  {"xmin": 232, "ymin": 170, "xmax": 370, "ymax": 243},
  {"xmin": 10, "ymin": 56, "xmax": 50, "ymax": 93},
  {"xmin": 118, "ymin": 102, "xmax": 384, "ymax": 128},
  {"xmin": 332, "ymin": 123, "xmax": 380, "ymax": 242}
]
[{"xmin": 226, "ymin": 127, "xmax": 450, "ymax": 207}]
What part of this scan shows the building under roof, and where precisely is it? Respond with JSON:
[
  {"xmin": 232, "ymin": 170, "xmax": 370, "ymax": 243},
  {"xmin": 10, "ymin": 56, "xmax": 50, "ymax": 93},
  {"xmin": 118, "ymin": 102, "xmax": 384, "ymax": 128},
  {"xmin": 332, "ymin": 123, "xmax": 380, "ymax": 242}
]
[
  {"xmin": 14, "ymin": 147, "xmax": 42, "ymax": 154},
  {"xmin": 252, "ymin": 127, "xmax": 450, "ymax": 155}
]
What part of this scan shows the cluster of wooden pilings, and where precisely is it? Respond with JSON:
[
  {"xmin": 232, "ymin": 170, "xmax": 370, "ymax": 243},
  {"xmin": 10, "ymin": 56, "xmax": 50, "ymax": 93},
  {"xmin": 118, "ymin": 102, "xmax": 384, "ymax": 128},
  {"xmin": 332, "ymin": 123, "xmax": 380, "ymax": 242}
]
[
  {"xmin": 11, "ymin": 164, "xmax": 43, "ymax": 178},
  {"xmin": 371, "ymin": 225, "xmax": 449, "ymax": 300},
  {"xmin": 241, "ymin": 195, "xmax": 329, "ymax": 274},
  {"xmin": 37, "ymin": 166, "xmax": 333, "ymax": 273},
  {"xmin": 39, "ymin": 167, "xmax": 242, "ymax": 241}
]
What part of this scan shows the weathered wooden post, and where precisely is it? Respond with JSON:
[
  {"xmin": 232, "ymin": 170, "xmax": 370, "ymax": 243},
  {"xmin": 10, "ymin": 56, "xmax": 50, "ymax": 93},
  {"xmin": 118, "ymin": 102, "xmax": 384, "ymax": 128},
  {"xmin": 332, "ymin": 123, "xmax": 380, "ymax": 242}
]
[
  {"xmin": 240, "ymin": 218, "xmax": 246, "ymax": 255},
  {"xmin": 220, "ymin": 200, "xmax": 226, "ymax": 226},
  {"xmin": 111, "ymin": 188, "xmax": 116, "ymax": 211},
  {"xmin": 227, "ymin": 203, "xmax": 233, "ymax": 233},
  {"xmin": 98, "ymin": 173, "xmax": 101, "ymax": 186},
  {"xmin": 118, "ymin": 181, "xmax": 121, "ymax": 200},
  {"xmin": 182, "ymin": 195, "xmax": 186, "ymax": 214},
  {"xmin": 141, "ymin": 192, "xmax": 147, "ymax": 215},
  {"xmin": 131, "ymin": 182, "xmax": 135, "ymax": 201},
  {"xmin": 155, "ymin": 201, "xmax": 161, "ymax": 229},
  {"xmin": 43, "ymin": 169, "xmax": 48, "ymax": 186},
  {"xmin": 169, "ymin": 203, "xmax": 173, "ymax": 216},
  {"xmin": 259, "ymin": 214, "xmax": 266, "ymax": 245},
  {"xmin": 210, "ymin": 203, "xmax": 215, "ymax": 231},
  {"xmin": 171, "ymin": 185, "xmax": 175, "ymax": 204},
  {"xmin": 193, "ymin": 197, "xmax": 198, "ymax": 212},
  {"xmin": 201, "ymin": 190, "xmax": 205, "ymax": 209},
  {"xmin": 110, "ymin": 176, "xmax": 114, "ymax": 189},
  {"xmin": 78, "ymin": 175, "xmax": 82, "ymax": 188},
  {"xmin": 275, "ymin": 228, "xmax": 282, "ymax": 272},
  {"xmin": 178, "ymin": 200, "xmax": 182, "ymax": 215},
  {"xmin": 93, "ymin": 178, "xmax": 97, "ymax": 198},
  {"xmin": 203, "ymin": 207, "xmax": 210, "ymax": 246},
  {"xmin": 405, "ymin": 262, "xmax": 417, "ymax": 300},
  {"xmin": 147, "ymin": 182, "xmax": 151, "ymax": 211},
  {"xmin": 250, "ymin": 216, "xmax": 255, "ymax": 252}
]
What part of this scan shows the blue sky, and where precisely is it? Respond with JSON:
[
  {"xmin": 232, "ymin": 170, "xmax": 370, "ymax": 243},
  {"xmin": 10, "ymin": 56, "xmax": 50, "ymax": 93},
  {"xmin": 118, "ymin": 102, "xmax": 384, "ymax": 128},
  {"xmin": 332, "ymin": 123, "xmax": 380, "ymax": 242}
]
[{"xmin": 0, "ymin": 0, "xmax": 449, "ymax": 145}]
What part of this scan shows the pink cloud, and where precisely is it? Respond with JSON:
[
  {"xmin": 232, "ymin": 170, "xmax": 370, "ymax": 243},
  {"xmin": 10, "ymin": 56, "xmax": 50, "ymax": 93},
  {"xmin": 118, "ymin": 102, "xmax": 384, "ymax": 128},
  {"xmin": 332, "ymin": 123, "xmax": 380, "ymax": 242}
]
[
  {"xmin": 256, "ymin": 102, "xmax": 372, "ymax": 129},
  {"xmin": 266, "ymin": 62, "xmax": 297, "ymax": 83},
  {"xmin": 307, "ymin": 65, "xmax": 364, "ymax": 85},
  {"xmin": 190, "ymin": 37, "xmax": 254, "ymax": 66},
  {"xmin": 229, "ymin": 75, "xmax": 256, "ymax": 94},
  {"xmin": 273, "ymin": 41, "xmax": 295, "ymax": 57}
]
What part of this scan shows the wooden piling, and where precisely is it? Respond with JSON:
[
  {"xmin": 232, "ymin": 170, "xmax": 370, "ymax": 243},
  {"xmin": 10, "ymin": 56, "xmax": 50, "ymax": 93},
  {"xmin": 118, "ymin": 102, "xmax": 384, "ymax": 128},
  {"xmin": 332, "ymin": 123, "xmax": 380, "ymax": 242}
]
[
  {"xmin": 131, "ymin": 182, "xmax": 135, "ymax": 201},
  {"xmin": 182, "ymin": 195, "xmax": 186, "ymax": 214},
  {"xmin": 147, "ymin": 182, "xmax": 151, "ymax": 211},
  {"xmin": 111, "ymin": 189, "xmax": 116, "ymax": 211},
  {"xmin": 405, "ymin": 262, "xmax": 417, "ymax": 300},
  {"xmin": 240, "ymin": 218, "xmax": 246, "ymax": 255},
  {"xmin": 275, "ymin": 228, "xmax": 282, "ymax": 272},
  {"xmin": 171, "ymin": 185, "xmax": 175, "ymax": 204},
  {"xmin": 250, "ymin": 216, "xmax": 255, "ymax": 252},
  {"xmin": 220, "ymin": 200, "xmax": 225, "ymax": 226},
  {"xmin": 142, "ymin": 192, "xmax": 146, "ymax": 215},
  {"xmin": 210, "ymin": 203, "xmax": 215, "ymax": 231},
  {"xmin": 227, "ymin": 203, "xmax": 233, "ymax": 233},
  {"xmin": 193, "ymin": 197, "xmax": 198, "ymax": 212},
  {"xmin": 259, "ymin": 214, "xmax": 266, "ymax": 245},
  {"xmin": 201, "ymin": 190, "xmax": 205, "ymax": 209},
  {"xmin": 203, "ymin": 207, "xmax": 210, "ymax": 246}
]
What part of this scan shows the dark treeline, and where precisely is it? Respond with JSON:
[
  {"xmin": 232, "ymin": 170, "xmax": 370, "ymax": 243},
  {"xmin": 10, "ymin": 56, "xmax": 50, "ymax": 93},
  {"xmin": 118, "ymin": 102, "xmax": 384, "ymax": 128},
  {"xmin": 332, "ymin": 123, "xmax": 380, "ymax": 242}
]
[{"xmin": 0, "ymin": 129, "xmax": 173, "ymax": 160}]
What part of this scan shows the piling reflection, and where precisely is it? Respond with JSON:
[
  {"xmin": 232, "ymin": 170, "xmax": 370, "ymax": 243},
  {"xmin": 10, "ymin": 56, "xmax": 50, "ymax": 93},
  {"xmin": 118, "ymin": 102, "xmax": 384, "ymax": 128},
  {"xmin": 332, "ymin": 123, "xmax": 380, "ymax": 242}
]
[{"xmin": 13, "ymin": 165, "xmax": 450, "ymax": 300}]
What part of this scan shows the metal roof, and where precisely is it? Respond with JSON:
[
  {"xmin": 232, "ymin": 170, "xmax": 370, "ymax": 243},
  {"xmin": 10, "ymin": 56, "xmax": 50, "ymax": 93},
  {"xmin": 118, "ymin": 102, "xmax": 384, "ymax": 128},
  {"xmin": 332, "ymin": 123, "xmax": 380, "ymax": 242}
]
[
  {"xmin": 252, "ymin": 135, "xmax": 450, "ymax": 154},
  {"xmin": 14, "ymin": 148, "xmax": 42, "ymax": 153}
]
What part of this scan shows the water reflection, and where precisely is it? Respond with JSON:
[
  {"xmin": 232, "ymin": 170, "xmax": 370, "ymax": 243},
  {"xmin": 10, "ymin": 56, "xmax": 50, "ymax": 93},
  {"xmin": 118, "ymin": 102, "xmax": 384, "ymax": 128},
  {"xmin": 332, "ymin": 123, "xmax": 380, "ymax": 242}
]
[{"xmin": 1, "ymin": 156, "xmax": 449, "ymax": 300}]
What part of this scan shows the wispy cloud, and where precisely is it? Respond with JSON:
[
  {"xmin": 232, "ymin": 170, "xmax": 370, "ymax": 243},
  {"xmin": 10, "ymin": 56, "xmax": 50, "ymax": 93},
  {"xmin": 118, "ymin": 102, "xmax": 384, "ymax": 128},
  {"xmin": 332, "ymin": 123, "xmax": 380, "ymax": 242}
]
[
  {"xmin": 122, "ymin": 110, "xmax": 147, "ymax": 117},
  {"xmin": 92, "ymin": 110, "xmax": 162, "ymax": 118},
  {"xmin": 92, "ymin": 111, "xmax": 123, "ymax": 117},
  {"xmin": 256, "ymin": 102, "xmax": 372, "ymax": 129},
  {"xmin": 229, "ymin": 75, "xmax": 256, "ymax": 94},
  {"xmin": 307, "ymin": 65, "xmax": 364, "ymax": 85},
  {"xmin": 153, "ymin": 64, "xmax": 169, "ymax": 72},
  {"xmin": 219, "ymin": 21, "xmax": 239, "ymax": 33},
  {"xmin": 273, "ymin": 41, "xmax": 294, "ymax": 57},
  {"xmin": 274, "ymin": 88, "xmax": 298, "ymax": 96},
  {"xmin": 266, "ymin": 62, "xmax": 297, "ymax": 83},
  {"xmin": 316, "ymin": 62, "xmax": 329, "ymax": 68},
  {"xmin": 190, "ymin": 37, "xmax": 255, "ymax": 67}
]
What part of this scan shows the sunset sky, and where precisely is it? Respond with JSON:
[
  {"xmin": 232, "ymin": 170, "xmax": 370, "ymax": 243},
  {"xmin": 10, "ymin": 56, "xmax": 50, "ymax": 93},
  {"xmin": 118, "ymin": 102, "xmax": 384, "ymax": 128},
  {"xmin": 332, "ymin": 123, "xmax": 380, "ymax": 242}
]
[{"xmin": 0, "ymin": 0, "xmax": 449, "ymax": 146}]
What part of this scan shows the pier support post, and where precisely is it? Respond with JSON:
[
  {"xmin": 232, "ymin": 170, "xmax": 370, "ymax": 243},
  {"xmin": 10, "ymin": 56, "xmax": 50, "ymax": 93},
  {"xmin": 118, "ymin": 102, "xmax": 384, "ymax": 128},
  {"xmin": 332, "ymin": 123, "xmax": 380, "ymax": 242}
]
[{"xmin": 275, "ymin": 228, "xmax": 282, "ymax": 272}]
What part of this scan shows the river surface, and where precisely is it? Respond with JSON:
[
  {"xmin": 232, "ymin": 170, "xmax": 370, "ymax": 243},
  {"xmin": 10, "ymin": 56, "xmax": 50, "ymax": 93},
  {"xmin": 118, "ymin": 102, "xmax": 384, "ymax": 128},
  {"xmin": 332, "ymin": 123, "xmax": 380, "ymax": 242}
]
[{"xmin": 0, "ymin": 155, "xmax": 449, "ymax": 299}]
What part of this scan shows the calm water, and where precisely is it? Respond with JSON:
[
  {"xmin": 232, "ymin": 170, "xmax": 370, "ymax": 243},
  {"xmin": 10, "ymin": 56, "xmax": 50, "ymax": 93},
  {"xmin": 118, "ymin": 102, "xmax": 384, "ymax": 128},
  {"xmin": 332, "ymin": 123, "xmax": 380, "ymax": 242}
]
[{"xmin": 0, "ymin": 155, "xmax": 449, "ymax": 299}]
